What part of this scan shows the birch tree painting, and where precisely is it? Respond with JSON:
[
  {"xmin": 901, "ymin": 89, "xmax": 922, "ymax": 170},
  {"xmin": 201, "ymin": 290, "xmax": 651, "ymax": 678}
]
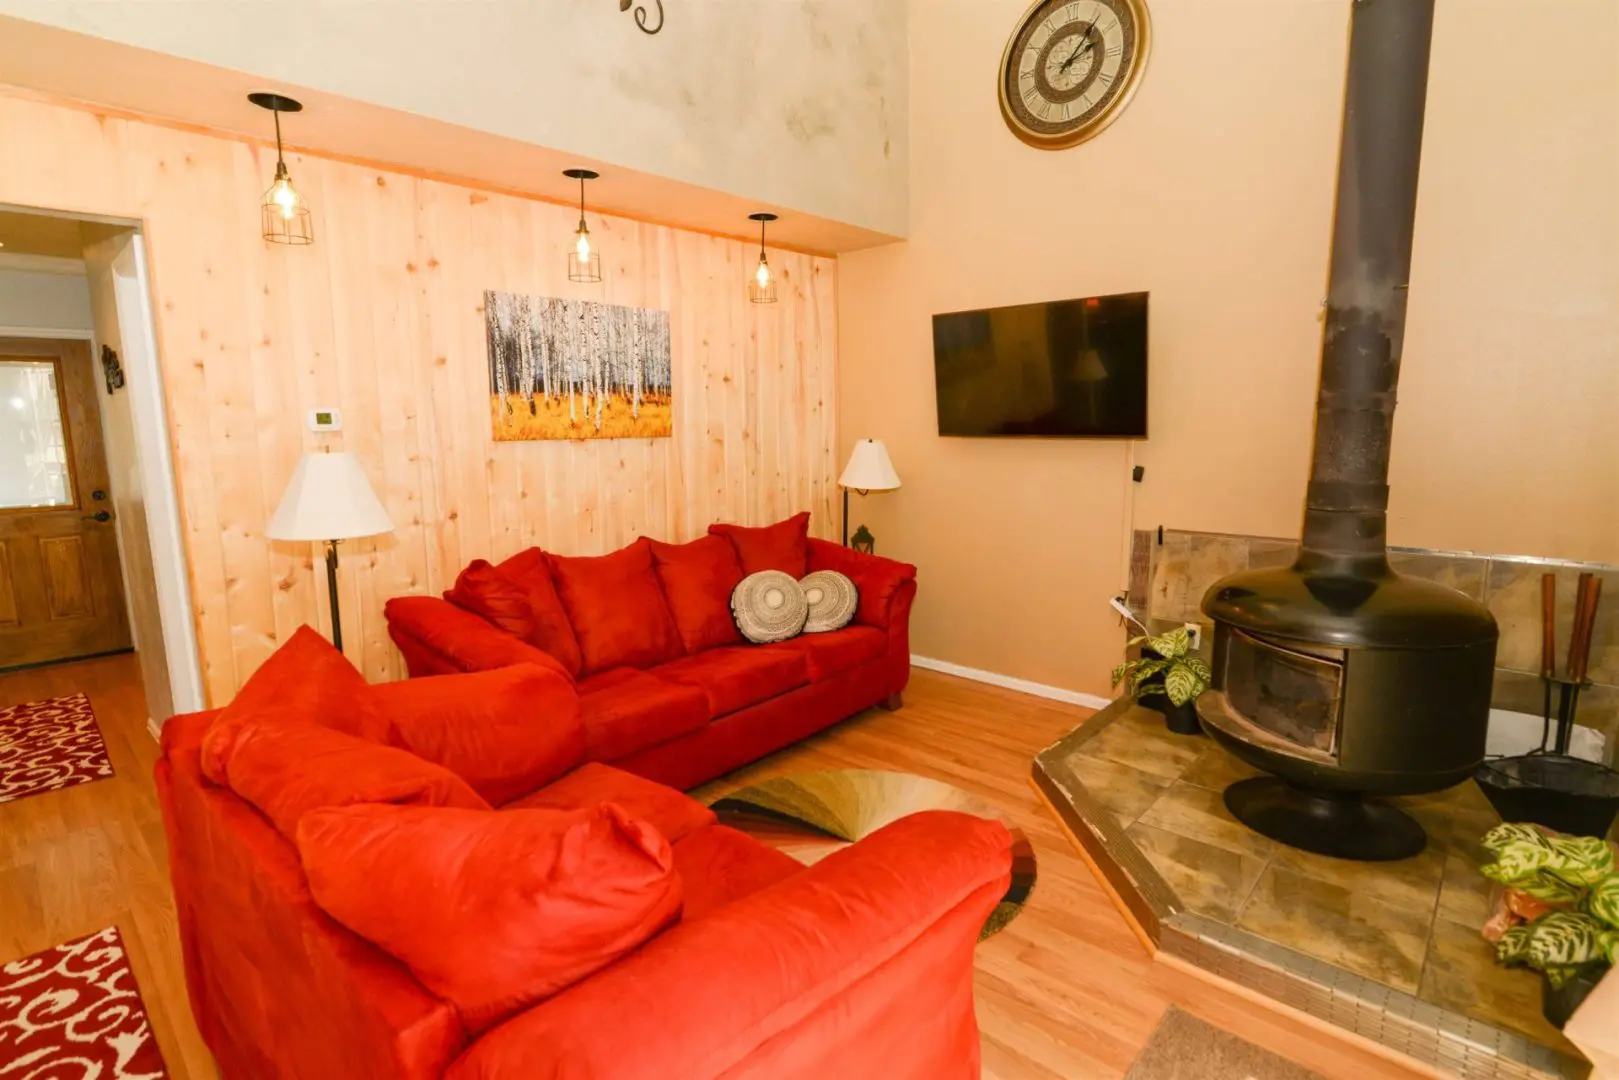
[{"xmin": 485, "ymin": 291, "xmax": 672, "ymax": 440}]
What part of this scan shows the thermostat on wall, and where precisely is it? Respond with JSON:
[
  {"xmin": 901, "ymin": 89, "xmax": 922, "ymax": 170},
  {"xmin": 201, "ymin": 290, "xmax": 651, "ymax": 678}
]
[{"xmin": 307, "ymin": 407, "xmax": 343, "ymax": 433}]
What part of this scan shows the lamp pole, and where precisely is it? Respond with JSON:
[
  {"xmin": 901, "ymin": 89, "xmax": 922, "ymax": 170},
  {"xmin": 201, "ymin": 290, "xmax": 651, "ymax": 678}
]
[{"xmin": 325, "ymin": 539, "xmax": 343, "ymax": 652}]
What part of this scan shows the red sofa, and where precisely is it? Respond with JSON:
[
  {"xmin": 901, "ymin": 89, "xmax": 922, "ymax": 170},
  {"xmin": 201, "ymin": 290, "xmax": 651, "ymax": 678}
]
[
  {"xmin": 156, "ymin": 629, "xmax": 1012, "ymax": 1080},
  {"xmin": 383, "ymin": 516, "xmax": 918, "ymax": 791}
]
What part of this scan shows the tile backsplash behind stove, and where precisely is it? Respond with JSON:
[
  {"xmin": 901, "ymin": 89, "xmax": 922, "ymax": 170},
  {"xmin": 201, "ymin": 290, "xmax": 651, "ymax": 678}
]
[{"xmin": 1128, "ymin": 528, "xmax": 1619, "ymax": 765}]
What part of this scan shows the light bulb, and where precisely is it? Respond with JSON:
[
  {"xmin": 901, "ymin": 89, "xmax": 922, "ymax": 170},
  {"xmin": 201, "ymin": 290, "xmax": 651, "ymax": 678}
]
[
  {"xmin": 576, "ymin": 229, "xmax": 592, "ymax": 263},
  {"xmin": 270, "ymin": 177, "xmax": 300, "ymax": 220},
  {"xmin": 755, "ymin": 259, "xmax": 772, "ymax": 288}
]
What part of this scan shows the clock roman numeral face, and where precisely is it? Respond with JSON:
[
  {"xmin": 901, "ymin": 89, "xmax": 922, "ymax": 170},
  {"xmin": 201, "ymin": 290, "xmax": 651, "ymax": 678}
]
[{"xmin": 1000, "ymin": 0, "xmax": 1148, "ymax": 149}]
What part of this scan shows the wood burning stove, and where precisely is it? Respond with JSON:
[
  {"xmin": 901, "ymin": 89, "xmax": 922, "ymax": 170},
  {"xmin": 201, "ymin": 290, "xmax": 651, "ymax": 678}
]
[{"xmin": 1196, "ymin": 0, "xmax": 1498, "ymax": 862}]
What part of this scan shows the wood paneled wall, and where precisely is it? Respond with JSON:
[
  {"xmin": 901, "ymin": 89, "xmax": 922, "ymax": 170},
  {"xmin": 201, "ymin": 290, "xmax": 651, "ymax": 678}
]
[{"xmin": 0, "ymin": 91, "xmax": 839, "ymax": 702}]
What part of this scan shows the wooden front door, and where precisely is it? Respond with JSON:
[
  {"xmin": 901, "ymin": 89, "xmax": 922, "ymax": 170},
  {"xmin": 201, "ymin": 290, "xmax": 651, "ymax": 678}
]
[{"xmin": 0, "ymin": 338, "xmax": 132, "ymax": 670}]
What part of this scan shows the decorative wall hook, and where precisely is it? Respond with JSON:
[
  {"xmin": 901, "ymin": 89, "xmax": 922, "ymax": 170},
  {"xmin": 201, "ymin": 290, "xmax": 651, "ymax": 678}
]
[{"xmin": 618, "ymin": 0, "xmax": 664, "ymax": 34}]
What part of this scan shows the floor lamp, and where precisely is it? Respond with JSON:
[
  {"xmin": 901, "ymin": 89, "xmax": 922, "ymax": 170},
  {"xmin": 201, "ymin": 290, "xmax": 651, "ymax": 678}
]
[
  {"xmin": 266, "ymin": 450, "xmax": 393, "ymax": 653},
  {"xmin": 838, "ymin": 438, "xmax": 901, "ymax": 548}
]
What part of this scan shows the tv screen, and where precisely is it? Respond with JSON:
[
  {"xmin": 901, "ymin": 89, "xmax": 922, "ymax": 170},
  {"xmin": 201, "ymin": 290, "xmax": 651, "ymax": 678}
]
[{"xmin": 932, "ymin": 291, "xmax": 1148, "ymax": 438}]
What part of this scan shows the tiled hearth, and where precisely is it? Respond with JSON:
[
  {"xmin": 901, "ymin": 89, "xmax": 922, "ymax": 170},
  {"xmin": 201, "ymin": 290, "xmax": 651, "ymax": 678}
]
[
  {"xmin": 1034, "ymin": 702, "xmax": 1588, "ymax": 1080},
  {"xmin": 1128, "ymin": 529, "xmax": 1619, "ymax": 764}
]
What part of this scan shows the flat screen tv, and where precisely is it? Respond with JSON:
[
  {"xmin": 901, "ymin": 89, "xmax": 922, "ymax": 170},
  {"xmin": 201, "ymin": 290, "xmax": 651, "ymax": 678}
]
[{"xmin": 932, "ymin": 291, "xmax": 1148, "ymax": 438}]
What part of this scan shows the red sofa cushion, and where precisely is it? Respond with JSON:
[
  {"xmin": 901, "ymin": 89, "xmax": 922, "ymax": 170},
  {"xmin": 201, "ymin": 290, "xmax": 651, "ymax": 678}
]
[
  {"xmin": 505, "ymin": 762, "xmax": 716, "ymax": 844},
  {"xmin": 443, "ymin": 559, "xmax": 536, "ymax": 640},
  {"xmin": 652, "ymin": 646, "xmax": 809, "ymax": 717},
  {"xmin": 199, "ymin": 625, "xmax": 390, "ymax": 784},
  {"xmin": 672, "ymin": 824, "xmax": 802, "ymax": 921},
  {"xmin": 576, "ymin": 668, "xmax": 711, "ymax": 761},
  {"xmin": 296, "ymin": 802, "xmax": 682, "ymax": 1034},
  {"xmin": 224, "ymin": 720, "xmax": 489, "ymax": 841},
  {"xmin": 550, "ymin": 539, "xmax": 684, "ymax": 675},
  {"xmin": 441, "ymin": 811, "xmax": 1011, "ymax": 1080},
  {"xmin": 708, "ymin": 512, "xmax": 811, "ymax": 577},
  {"xmin": 496, "ymin": 548, "xmax": 585, "ymax": 676},
  {"xmin": 372, "ymin": 664, "xmax": 584, "ymax": 806},
  {"xmin": 767, "ymin": 626, "xmax": 888, "ymax": 681},
  {"xmin": 648, "ymin": 536, "xmax": 744, "ymax": 653}
]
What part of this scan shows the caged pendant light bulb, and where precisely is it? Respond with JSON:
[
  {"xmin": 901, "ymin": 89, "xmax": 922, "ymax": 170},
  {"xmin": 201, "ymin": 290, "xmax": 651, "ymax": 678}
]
[
  {"xmin": 747, "ymin": 212, "xmax": 778, "ymax": 304},
  {"xmin": 250, "ymin": 93, "xmax": 314, "ymax": 246},
  {"xmin": 564, "ymin": 168, "xmax": 603, "ymax": 283}
]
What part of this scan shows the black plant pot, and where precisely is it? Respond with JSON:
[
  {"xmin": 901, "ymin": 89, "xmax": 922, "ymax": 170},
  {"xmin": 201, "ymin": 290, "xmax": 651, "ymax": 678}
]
[
  {"xmin": 1136, "ymin": 646, "xmax": 1170, "ymax": 715},
  {"xmin": 1541, "ymin": 965, "xmax": 1606, "ymax": 1029},
  {"xmin": 1163, "ymin": 698, "xmax": 1202, "ymax": 737}
]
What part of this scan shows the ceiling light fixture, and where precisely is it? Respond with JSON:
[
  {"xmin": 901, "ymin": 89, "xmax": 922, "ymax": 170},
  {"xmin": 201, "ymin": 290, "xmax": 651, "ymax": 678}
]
[
  {"xmin": 747, "ymin": 212, "xmax": 778, "ymax": 304},
  {"xmin": 564, "ymin": 168, "xmax": 603, "ymax": 283},
  {"xmin": 250, "ymin": 92, "xmax": 314, "ymax": 246}
]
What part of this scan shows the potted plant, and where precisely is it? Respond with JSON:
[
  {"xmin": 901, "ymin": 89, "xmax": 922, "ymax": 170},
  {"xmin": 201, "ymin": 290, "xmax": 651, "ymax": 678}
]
[
  {"xmin": 1111, "ymin": 626, "xmax": 1211, "ymax": 736},
  {"xmin": 1479, "ymin": 822, "xmax": 1619, "ymax": 1028}
]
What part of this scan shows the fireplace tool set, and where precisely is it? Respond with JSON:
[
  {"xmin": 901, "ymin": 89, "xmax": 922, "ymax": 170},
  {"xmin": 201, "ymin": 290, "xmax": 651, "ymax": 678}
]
[{"xmin": 1475, "ymin": 571, "xmax": 1619, "ymax": 837}]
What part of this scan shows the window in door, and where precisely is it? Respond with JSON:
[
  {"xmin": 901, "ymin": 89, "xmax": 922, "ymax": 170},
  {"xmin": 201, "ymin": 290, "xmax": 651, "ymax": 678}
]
[{"xmin": 0, "ymin": 358, "xmax": 75, "ymax": 510}]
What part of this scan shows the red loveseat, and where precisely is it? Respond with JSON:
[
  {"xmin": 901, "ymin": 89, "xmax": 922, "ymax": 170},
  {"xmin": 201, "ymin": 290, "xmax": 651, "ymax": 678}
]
[
  {"xmin": 156, "ymin": 629, "xmax": 1012, "ymax": 1080},
  {"xmin": 383, "ymin": 514, "xmax": 918, "ymax": 790}
]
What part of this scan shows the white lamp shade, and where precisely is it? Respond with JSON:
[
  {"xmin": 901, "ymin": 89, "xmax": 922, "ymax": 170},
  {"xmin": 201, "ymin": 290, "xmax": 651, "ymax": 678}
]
[
  {"xmin": 839, "ymin": 438, "xmax": 901, "ymax": 492},
  {"xmin": 265, "ymin": 451, "xmax": 393, "ymax": 541}
]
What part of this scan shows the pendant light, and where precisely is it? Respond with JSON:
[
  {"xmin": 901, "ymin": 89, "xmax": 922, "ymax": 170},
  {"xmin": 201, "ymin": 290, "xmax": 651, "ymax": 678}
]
[
  {"xmin": 565, "ymin": 168, "xmax": 603, "ymax": 283},
  {"xmin": 249, "ymin": 92, "xmax": 314, "ymax": 246},
  {"xmin": 747, "ymin": 212, "xmax": 778, "ymax": 304}
]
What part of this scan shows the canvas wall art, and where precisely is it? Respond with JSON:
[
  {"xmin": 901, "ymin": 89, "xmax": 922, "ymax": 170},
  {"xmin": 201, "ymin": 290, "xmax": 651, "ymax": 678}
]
[{"xmin": 485, "ymin": 290, "xmax": 672, "ymax": 440}]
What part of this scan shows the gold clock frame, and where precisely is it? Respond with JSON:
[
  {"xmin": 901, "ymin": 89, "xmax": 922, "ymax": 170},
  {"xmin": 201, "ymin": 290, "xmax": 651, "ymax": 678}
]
[{"xmin": 997, "ymin": 0, "xmax": 1153, "ymax": 151}]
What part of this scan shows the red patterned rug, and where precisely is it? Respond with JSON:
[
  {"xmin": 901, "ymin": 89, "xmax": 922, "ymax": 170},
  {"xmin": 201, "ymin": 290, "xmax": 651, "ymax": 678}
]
[
  {"xmin": 0, "ymin": 693, "xmax": 114, "ymax": 805},
  {"xmin": 0, "ymin": 926, "xmax": 169, "ymax": 1078}
]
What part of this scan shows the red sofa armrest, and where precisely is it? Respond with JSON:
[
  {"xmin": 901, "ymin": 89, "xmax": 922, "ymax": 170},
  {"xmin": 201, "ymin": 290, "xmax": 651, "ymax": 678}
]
[
  {"xmin": 385, "ymin": 596, "xmax": 573, "ymax": 682},
  {"xmin": 445, "ymin": 810, "xmax": 1011, "ymax": 1080},
  {"xmin": 805, "ymin": 538, "xmax": 917, "ymax": 631}
]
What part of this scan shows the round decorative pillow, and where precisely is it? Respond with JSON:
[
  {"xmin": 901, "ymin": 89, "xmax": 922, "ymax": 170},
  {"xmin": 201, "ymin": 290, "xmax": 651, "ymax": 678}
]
[
  {"xmin": 799, "ymin": 570, "xmax": 858, "ymax": 634},
  {"xmin": 731, "ymin": 571, "xmax": 808, "ymax": 644}
]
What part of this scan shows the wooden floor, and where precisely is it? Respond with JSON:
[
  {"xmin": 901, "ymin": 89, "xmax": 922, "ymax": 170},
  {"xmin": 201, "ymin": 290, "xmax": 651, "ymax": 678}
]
[
  {"xmin": 0, "ymin": 654, "xmax": 215, "ymax": 1079},
  {"xmin": 0, "ymin": 655, "xmax": 1435, "ymax": 1079}
]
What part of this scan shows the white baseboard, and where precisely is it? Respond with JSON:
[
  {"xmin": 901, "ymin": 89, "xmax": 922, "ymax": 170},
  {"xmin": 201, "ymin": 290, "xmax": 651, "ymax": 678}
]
[
  {"xmin": 910, "ymin": 654, "xmax": 1112, "ymax": 710},
  {"xmin": 146, "ymin": 717, "xmax": 161, "ymax": 743}
]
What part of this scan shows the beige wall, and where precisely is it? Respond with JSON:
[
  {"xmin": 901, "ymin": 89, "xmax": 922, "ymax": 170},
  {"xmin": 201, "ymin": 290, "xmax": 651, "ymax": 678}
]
[
  {"xmin": 0, "ymin": 91, "xmax": 838, "ymax": 706},
  {"xmin": 839, "ymin": 0, "xmax": 1619, "ymax": 698},
  {"xmin": 0, "ymin": 0, "xmax": 907, "ymax": 237}
]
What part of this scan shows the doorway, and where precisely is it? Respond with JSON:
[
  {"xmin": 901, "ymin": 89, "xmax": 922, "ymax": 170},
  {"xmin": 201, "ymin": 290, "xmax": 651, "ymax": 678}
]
[
  {"xmin": 0, "ymin": 336, "xmax": 133, "ymax": 667},
  {"xmin": 0, "ymin": 206, "xmax": 203, "ymax": 726}
]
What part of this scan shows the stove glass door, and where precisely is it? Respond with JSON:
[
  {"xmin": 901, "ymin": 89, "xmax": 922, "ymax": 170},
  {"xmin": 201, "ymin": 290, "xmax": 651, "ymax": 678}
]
[{"xmin": 1224, "ymin": 630, "xmax": 1345, "ymax": 756}]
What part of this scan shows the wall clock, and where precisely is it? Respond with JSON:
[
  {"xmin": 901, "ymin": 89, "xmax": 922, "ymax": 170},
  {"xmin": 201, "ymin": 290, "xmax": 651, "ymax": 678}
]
[{"xmin": 998, "ymin": 0, "xmax": 1152, "ymax": 150}]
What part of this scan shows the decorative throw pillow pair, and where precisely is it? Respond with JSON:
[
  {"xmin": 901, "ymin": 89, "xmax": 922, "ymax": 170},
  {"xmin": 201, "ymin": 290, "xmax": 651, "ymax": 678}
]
[{"xmin": 731, "ymin": 569, "xmax": 857, "ymax": 644}]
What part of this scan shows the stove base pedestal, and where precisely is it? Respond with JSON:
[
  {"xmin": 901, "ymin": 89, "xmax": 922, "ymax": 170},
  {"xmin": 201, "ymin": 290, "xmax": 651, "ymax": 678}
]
[{"xmin": 1224, "ymin": 777, "xmax": 1426, "ymax": 862}]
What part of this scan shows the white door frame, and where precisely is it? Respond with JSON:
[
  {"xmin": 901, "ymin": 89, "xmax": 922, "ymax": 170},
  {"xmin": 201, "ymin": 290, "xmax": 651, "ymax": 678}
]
[{"xmin": 119, "ymin": 234, "xmax": 205, "ymax": 715}]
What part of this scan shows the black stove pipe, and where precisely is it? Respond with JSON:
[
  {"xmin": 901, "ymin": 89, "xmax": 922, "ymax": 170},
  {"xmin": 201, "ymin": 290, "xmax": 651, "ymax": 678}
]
[{"xmin": 1298, "ymin": 0, "xmax": 1435, "ymax": 576}]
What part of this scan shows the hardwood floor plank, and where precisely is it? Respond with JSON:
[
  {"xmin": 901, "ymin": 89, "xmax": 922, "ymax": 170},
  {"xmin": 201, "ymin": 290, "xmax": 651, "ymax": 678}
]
[{"xmin": 0, "ymin": 656, "xmax": 1436, "ymax": 1080}]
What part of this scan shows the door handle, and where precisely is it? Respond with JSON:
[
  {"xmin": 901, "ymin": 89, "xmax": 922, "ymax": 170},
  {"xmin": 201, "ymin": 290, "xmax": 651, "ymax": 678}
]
[{"xmin": 85, "ymin": 510, "xmax": 112, "ymax": 523}]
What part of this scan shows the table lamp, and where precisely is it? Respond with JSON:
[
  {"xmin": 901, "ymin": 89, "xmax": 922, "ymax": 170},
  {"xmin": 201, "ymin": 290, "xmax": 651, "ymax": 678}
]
[
  {"xmin": 838, "ymin": 438, "xmax": 901, "ymax": 548},
  {"xmin": 265, "ymin": 450, "xmax": 393, "ymax": 652}
]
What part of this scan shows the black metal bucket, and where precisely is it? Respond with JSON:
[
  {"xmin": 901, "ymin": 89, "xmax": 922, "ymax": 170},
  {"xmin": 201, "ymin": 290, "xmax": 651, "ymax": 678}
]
[{"xmin": 1476, "ymin": 755, "xmax": 1619, "ymax": 837}]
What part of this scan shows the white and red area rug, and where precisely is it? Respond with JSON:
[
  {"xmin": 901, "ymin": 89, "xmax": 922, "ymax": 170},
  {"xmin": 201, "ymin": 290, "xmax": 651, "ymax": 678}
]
[
  {"xmin": 0, "ymin": 927, "xmax": 169, "ymax": 1078},
  {"xmin": 0, "ymin": 693, "xmax": 114, "ymax": 805}
]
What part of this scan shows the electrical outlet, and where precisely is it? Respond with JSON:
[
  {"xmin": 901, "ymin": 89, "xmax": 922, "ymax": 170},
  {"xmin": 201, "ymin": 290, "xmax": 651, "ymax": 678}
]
[{"xmin": 1183, "ymin": 622, "xmax": 1203, "ymax": 651}]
